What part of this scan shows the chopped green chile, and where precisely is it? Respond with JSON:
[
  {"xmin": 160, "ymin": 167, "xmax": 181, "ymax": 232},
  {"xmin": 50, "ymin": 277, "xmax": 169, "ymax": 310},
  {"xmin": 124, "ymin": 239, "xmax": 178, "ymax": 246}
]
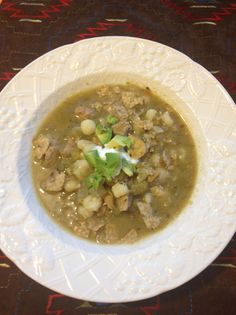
[
  {"xmin": 31, "ymin": 84, "xmax": 197, "ymax": 244},
  {"xmin": 122, "ymin": 159, "xmax": 136, "ymax": 177}
]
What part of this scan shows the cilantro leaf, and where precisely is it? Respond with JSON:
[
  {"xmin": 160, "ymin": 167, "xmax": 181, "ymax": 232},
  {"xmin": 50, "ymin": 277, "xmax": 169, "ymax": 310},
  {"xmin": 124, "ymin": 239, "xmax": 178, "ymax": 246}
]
[
  {"xmin": 85, "ymin": 171, "xmax": 104, "ymax": 190},
  {"xmin": 95, "ymin": 124, "xmax": 112, "ymax": 145},
  {"xmin": 103, "ymin": 152, "xmax": 122, "ymax": 180},
  {"xmin": 84, "ymin": 150, "xmax": 122, "ymax": 188},
  {"xmin": 107, "ymin": 135, "xmax": 133, "ymax": 149},
  {"xmin": 106, "ymin": 115, "xmax": 118, "ymax": 125},
  {"xmin": 84, "ymin": 150, "xmax": 100, "ymax": 167}
]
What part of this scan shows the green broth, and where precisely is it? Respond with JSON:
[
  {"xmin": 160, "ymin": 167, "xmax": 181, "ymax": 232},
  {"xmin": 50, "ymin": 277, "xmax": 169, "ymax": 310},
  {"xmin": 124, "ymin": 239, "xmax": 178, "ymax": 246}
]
[{"xmin": 32, "ymin": 84, "xmax": 198, "ymax": 244}]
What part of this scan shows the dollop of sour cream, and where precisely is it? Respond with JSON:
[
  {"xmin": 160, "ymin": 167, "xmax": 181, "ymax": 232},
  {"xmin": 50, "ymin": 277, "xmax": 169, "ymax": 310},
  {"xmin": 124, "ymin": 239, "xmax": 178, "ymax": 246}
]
[{"xmin": 94, "ymin": 145, "xmax": 138, "ymax": 164}]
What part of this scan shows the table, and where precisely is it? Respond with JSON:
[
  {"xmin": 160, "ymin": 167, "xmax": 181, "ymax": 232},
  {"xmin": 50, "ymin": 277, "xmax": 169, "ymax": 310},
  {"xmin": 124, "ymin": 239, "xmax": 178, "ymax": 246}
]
[{"xmin": 0, "ymin": 1, "xmax": 235, "ymax": 314}]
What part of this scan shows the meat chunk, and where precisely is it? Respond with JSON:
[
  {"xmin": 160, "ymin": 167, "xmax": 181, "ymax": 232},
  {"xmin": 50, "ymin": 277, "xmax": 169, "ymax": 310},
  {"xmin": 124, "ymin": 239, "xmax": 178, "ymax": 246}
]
[
  {"xmin": 107, "ymin": 103, "xmax": 129, "ymax": 120},
  {"xmin": 128, "ymin": 135, "xmax": 146, "ymax": 159},
  {"xmin": 41, "ymin": 170, "xmax": 65, "ymax": 192},
  {"xmin": 119, "ymin": 229, "xmax": 138, "ymax": 243},
  {"xmin": 147, "ymin": 169, "xmax": 160, "ymax": 182},
  {"xmin": 61, "ymin": 138, "xmax": 76, "ymax": 157},
  {"xmin": 137, "ymin": 164, "xmax": 154, "ymax": 182},
  {"xmin": 137, "ymin": 201, "xmax": 152, "ymax": 217},
  {"xmin": 142, "ymin": 133, "xmax": 158, "ymax": 151},
  {"xmin": 121, "ymin": 91, "xmax": 144, "ymax": 108},
  {"xmin": 97, "ymin": 205, "xmax": 108, "ymax": 217},
  {"xmin": 33, "ymin": 134, "xmax": 50, "ymax": 159},
  {"xmin": 86, "ymin": 217, "xmax": 105, "ymax": 232},
  {"xmin": 105, "ymin": 223, "xmax": 119, "ymax": 244},
  {"xmin": 112, "ymin": 121, "xmax": 131, "ymax": 136},
  {"xmin": 137, "ymin": 202, "xmax": 160, "ymax": 229},
  {"xmin": 132, "ymin": 115, "xmax": 153, "ymax": 132},
  {"xmin": 44, "ymin": 144, "xmax": 59, "ymax": 167},
  {"xmin": 33, "ymin": 134, "xmax": 59, "ymax": 166},
  {"xmin": 116, "ymin": 105, "xmax": 129, "ymax": 120},
  {"xmin": 97, "ymin": 85, "xmax": 112, "ymax": 97},
  {"xmin": 75, "ymin": 105, "xmax": 95, "ymax": 119},
  {"xmin": 74, "ymin": 222, "xmax": 90, "ymax": 238},
  {"xmin": 162, "ymin": 150, "xmax": 177, "ymax": 170},
  {"xmin": 91, "ymin": 101, "xmax": 103, "ymax": 111},
  {"xmin": 116, "ymin": 194, "xmax": 132, "ymax": 212},
  {"xmin": 104, "ymin": 193, "xmax": 114, "ymax": 210},
  {"xmin": 137, "ymin": 167, "xmax": 163, "ymax": 183},
  {"xmin": 142, "ymin": 120, "xmax": 153, "ymax": 131},
  {"xmin": 142, "ymin": 215, "xmax": 160, "ymax": 230},
  {"xmin": 151, "ymin": 185, "xmax": 167, "ymax": 197}
]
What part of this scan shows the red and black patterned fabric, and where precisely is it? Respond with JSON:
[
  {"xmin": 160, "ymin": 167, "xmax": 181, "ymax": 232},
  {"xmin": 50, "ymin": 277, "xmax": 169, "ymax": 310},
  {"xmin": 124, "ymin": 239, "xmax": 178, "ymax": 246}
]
[{"xmin": 0, "ymin": 1, "xmax": 235, "ymax": 314}]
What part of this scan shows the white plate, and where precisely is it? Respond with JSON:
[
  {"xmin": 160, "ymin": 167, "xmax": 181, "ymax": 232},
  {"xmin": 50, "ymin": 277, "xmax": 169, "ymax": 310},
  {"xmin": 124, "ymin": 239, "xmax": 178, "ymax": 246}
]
[{"xmin": 0, "ymin": 37, "xmax": 236, "ymax": 302}]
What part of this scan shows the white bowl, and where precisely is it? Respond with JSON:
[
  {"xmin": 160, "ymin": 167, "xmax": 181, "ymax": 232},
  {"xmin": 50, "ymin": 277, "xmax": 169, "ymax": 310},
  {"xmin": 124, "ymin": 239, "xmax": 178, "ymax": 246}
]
[{"xmin": 0, "ymin": 37, "xmax": 235, "ymax": 302}]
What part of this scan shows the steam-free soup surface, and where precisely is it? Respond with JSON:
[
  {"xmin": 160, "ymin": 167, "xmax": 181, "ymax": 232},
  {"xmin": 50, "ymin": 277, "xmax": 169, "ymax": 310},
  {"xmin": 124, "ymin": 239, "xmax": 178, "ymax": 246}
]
[{"xmin": 32, "ymin": 84, "xmax": 197, "ymax": 244}]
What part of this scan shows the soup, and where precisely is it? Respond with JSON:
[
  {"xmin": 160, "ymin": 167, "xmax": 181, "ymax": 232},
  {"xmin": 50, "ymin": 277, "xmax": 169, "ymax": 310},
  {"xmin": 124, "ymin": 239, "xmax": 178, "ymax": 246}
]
[{"xmin": 32, "ymin": 84, "xmax": 197, "ymax": 244}]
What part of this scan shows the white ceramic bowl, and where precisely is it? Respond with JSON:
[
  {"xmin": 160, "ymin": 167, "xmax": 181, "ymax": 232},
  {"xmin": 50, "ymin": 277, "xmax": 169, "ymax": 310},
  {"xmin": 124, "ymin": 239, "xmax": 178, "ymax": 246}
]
[{"xmin": 0, "ymin": 37, "xmax": 236, "ymax": 302}]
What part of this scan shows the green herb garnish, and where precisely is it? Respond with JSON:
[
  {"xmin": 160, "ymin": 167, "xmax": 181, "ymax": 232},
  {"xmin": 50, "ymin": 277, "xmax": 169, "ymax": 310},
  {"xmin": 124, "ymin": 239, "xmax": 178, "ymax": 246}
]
[
  {"xmin": 107, "ymin": 135, "xmax": 133, "ymax": 149},
  {"xmin": 103, "ymin": 152, "xmax": 122, "ymax": 180},
  {"xmin": 84, "ymin": 149, "xmax": 100, "ymax": 167},
  {"xmin": 85, "ymin": 172, "xmax": 104, "ymax": 190},
  {"xmin": 106, "ymin": 115, "xmax": 118, "ymax": 125},
  {"xmin": 95, "ymin": 124, "xmax": 112, "ymax": 145},
  {"xmin": 84, "ymin": 150, "xmax": 122, "ymax": 189}
]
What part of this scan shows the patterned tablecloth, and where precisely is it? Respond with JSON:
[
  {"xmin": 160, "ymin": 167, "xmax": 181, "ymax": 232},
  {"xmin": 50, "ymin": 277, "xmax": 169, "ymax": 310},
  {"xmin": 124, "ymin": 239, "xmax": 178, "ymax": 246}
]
[{"xmin": 0, "ymin": 1, "xmax": 236, "ymax": 314}]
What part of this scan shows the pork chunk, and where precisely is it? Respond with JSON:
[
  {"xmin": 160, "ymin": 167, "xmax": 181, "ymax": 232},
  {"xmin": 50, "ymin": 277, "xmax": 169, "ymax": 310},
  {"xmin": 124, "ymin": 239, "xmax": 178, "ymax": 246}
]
[
  {"xmin": 44, "ymin": 144, "xmax": 59, "ymax": 166},
  {"xmin": 121, "ymin": 91, "xmax": 144, "ymax": 108},
  {"xmin": 107, "ymin": 104, "xmax": 129, "ymax": 120},
  {"xmin": 128, "ymin": 135, "xmax": 147, "ymax": 159},
  {"xmin": 75, "ymin": 105, "xmax": 95, "ymax": 119},
  {"xmin": 104, "ymin": 193, "xmax": 114, "ymax": 210},
  {"xmin": 142, "ymin": 215, "xmax": 160, "ymax": 230},
  {"xmin": 97, "ymin": 85, "xmax": 112, "ymax": 97},
  {"xmin": 33, "ymin": 134, "xmax": 59, "ymax": 166},
  {"xmin": 61, "ymin": 138, "xmax": 76, "ymax": 157},
  {"xmin": 41, "ymin": 170, "xmax": 65, "ymax": 192},
  {"xmin": 86, "ymin": 217, "xmax": 105, "ymax": 232},
  {"xmin": 151, "ymin": 185, "xmax": 166, "ymax": 197},
  {"xmin": 33, "ymin": 134, "xmax": 50, "ymax": 159},
  {"xmin": 137, "ymin": 201, "xmax": 160, "ymax": 229},
  {"xmin": 112, "ymin": 121, "xmax": 131, "ymax": 136},
  {"xmin": 119, "ymin": 229, "xmax": 138, "ymax": 243},
  {"xmin": 116, "ymin": 194, "xmax": 132, "ymax": 211}
]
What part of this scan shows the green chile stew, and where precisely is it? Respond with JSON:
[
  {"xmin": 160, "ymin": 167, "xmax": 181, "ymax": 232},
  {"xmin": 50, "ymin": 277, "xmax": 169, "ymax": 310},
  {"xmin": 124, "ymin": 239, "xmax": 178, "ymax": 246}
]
[{"xmin": 32, "ymin": 84, "xmax": 197, "ymax": 244}]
